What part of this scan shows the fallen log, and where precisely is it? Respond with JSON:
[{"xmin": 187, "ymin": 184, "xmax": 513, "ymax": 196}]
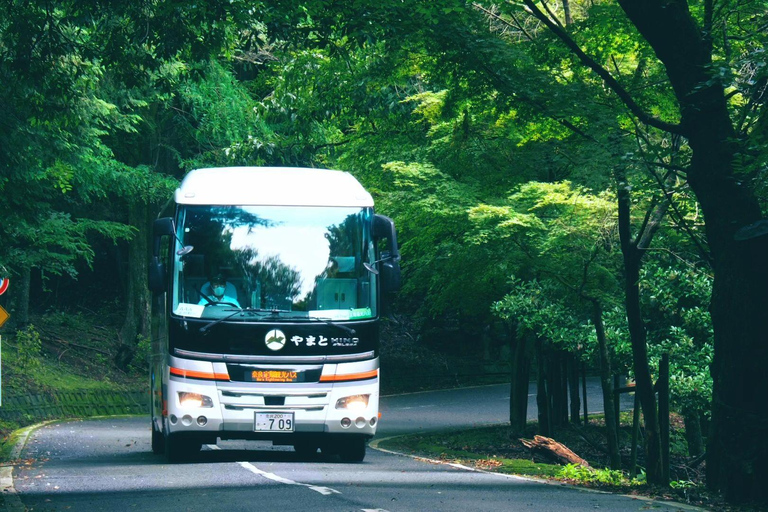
[{"xmin": 520, "ymin": 435, "xmax": 591, "ymax": 468}]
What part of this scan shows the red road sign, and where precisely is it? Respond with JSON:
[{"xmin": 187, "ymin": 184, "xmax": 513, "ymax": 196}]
[{"xmin": 0, "ymin": 277, "xmax": 8, "ymax": 296}]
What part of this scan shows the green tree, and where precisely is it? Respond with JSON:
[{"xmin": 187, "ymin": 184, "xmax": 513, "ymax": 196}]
[
  {"xmin": 510, "ymin": 0, "xmax": 768, "ymax": 500},
  {"xmin": 474, "ymin": 181, "xmax": 622, "ymax": 465}
]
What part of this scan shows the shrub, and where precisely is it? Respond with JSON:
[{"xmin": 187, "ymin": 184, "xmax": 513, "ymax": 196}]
[{"xmin": 15, "ymin": 325, "xmax": 42, "ymax": 371}]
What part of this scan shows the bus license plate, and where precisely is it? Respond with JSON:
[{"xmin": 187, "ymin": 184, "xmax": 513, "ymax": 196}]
[{"xmin": 254, "ymin": 412, "xmax": 294, "ymax": 432}]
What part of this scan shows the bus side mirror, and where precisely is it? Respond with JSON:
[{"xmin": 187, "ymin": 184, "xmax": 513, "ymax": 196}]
[
  {"xmin": 149, "ymin": 257, "xmax": 166, "ymax": 293},
  {"xmin": 152, "ymin": 217, "xmax": 174, "ymax": 256},
  {"xmin": 380, "ymin": 256, "xmax": 401, "ymax": 294},
  {"xmin": 149, "ymin": 217, "xmax": 174, "ymax": 293},
  {"xmin": 374, "ymin": 215, "xmax": 401, "ymax": 294}
]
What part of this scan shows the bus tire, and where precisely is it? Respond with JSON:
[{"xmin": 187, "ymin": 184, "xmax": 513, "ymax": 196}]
[
  {"xmin": 151, "ymin": 421, "xmax": 165, "ymax": 455},
  {"xmin": 337, "ymin": 436, "xmax": 367, "ymax": 463},
  {"xmin": 164, "ymin": 433, "xmax": 201, "ymax": 463}
]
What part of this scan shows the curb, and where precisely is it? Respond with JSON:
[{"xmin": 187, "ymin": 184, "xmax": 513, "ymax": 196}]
[{"xmin": 0, "ymin": 420, "xmax": 55, "ymax": 512}]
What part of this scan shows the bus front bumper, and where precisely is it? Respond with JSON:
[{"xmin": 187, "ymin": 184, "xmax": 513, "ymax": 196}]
[{"xmin": 164, "ymin": 378, "xmax": 380, "ymax": 440}]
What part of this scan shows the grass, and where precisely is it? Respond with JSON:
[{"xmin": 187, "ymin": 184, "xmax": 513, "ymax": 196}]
[
  {"xmin": 375, "ymin": 420, "xmax": 741, "ymax": 510},
  {"xmin": 1, "ymin": 311, "xmax": 146, "ymax": 445},
  {"xmin": 378, "ymin": 426, "xmax": 560, "ymax": 477}
]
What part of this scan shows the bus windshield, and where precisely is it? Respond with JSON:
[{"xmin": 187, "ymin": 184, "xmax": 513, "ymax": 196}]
[{"xmin": 171, "ymin": 205, "xmax": 377, "ymax": 321}]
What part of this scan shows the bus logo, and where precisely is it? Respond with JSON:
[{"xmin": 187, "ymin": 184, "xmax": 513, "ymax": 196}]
[{"xmin": 265, "ymin": 329, "xmax": 287, "ymax": 351}]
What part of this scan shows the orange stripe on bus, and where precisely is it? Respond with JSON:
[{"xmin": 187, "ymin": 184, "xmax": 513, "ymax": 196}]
[
  {"xmin": 319, "ymin": 369, "xmax": 379, "ymax": 382},
  {"xmin": 170, "ymin": 367, "xmax": 229, "ymax": 380}
]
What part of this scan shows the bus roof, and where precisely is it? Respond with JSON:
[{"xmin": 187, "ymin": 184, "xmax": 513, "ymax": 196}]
[{"xmin": 175, "ymin": 167, "xmax": 374, "ymax": 207}]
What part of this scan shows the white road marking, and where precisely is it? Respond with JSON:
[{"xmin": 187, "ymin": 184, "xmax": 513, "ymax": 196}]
[
  {"xmin": 238, "ymin": 461, "xmax": 341, "ymax": 495},
  {"xmin": 205, "ymin": 445, "xmax": 341, "ymax": 496}
]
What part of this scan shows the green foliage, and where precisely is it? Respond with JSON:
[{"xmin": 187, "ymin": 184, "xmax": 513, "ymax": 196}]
[
  {"xmin": 475, "ymin": 181, "xmax": 619, "ymax": 296},
  {"xmin": 493, "ymin": 279, "xmax": 590, "ymax": 356},
  {"xmin": 641, "ymin": 260, "xmax": 714, "ymax": 414},
  {"xmin": 487, "ymin": 181, "xmax": 620, "ymax": 357},
  {"xmin": 130, "ymin": 335, "xmax": 152, "ymax": 372},
  {"xmin": 14, "ymin": 325, "xmax": 42, "ymax": 371},
  {"xmin": 670, "ymin": 479, "xmax": 699, "ymax": 490},
  {"xmin": 0, "ymin": 0, "xmax": 265, "ymax": 280},
  {"xmin": 367, "ymin": 161, "xmax": 500, "ymax": 322},
  {"xmin": 558, "ymin": 463, "xmax": 642, "ymax": 487},
  {"xmin": 3, "ymin": 0, "xmax": 755, "ymax": 456},
  {"xmin": 178, "ymin": 60, "xmax": 274, "ymax": 168}
]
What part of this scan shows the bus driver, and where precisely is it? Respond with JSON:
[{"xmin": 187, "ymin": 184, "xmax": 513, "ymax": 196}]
[{"xmin": 199, "ymin": 274, "xmax": 240, "ymax": 307}]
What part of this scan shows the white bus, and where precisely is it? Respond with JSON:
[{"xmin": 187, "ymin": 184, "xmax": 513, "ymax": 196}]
[{"xmin": 148, "ymin": 167, "xmax": 400, "ymax": 462}]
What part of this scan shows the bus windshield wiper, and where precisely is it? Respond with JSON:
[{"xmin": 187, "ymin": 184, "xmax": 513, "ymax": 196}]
[
  {"xmin": 199, "ymin": 308, "xmax": 283, "ymax": 333},
  {"xmin": 199, "ymin": 308, "xmax": 356, "ymax": 335},
  {"xmin": 293, "ymin": 316, "xmax": 357, "ymax": 335}
]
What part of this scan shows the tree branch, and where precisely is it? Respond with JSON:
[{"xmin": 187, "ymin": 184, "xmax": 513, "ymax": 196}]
[
  {"xmin": 474, "ymin": 58, "xmax": 598, "ymax": 142},
  {"xmin": 540, "ymin": 0, "xmax": 566, "ymax": 31},
  {"xmin": 472, "ymin": 2, "xmax": 535, "ymax": 41},
  {"xmin": 637, "ymin": 193, "xmax": 670, "ymax": 251},
  {"xmin": 520, "ymin": 0, "xmax": 684, "ymax": 135},
  {"xmin": 628, "ymin": 122, "xmax": 713, "ymax": 265}
]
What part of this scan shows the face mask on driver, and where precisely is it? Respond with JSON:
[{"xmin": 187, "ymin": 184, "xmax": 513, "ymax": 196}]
[{"xmin": 213, "ymin": 285, "xmax": 225, "ymax": 296}]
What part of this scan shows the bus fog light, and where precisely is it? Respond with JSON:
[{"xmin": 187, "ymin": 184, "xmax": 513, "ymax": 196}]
[
  {"xmin": 355, "ymin": 417, "xmax": 366, "ymax": 428},
  {"xmin": 178, "ymin": 392, "xmax": 213, "ymax": 408},
  {"xmin": 335, "ymin": 394, "xmax": 369, "ymax": 411},
  {"xmin": 369, "ymin": 417, "xmax": 377, "ymax": 427},
  {"xmin": 340, "ymin": 417, "xmax": 352, "ymax": 428},
  {"xmin": 181, "ymin": 415, "xmax": 193, "ymax": 426},
  {"xmin": 197, "ymin": 416, "xmax": 208, "ymax": 426},
  {"xmin": 169, "ymin": 414, "xmax": 178, "ymax": 424}
]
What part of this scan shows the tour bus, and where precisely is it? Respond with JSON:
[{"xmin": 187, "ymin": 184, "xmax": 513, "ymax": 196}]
[{"xmin": 148, "ymin": 167, "xmax": 400, "ymax": 462}]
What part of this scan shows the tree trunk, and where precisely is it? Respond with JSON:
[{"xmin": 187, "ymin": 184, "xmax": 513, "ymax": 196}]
[
  {"xmin": 616, "ymin": 1, "xmax": 768, "ymax": 502},
  {"xmin": 615, "ymin": 171, "xmax": 664, "ymax": 484},
  {"xmin": 581, "ymin": 361, "xmax": 588, "ymax": 426},
  {"xmin": 117, "ymin": 200, "xmax": 151, "ymax": 371},
  {"xmin": 548, "ymin": 351, "xmax": 567, "ymax": 428},
  {"xmin": 629, "ymin": 392, "xmax": 641, "ymax": 478},
  {"xmin": 659, "ymin": 353, "xmax": 670, "ymax": 485},
  {"xmin": 535, "ymin": 337, "xmax": 551, "ymax": 436},
  {"xmin": 562, "ymin": 0, "xmax": 573, "ymax": 26},
  {"xmin": 696, "ymin": 135, "xmax": 768, "ymax": 505},
  {"xmin": 683, "ymin": 407, "xmax": 704, "ymax": 458},
  {"xmin": 521, "ymin": 435, "xmax": 590, "ymax": 467},
  {"xmin": 568, "ymin": 353, "xmax": 581, "ymax": 424},
  {"xmin": 509, "ymin": 326, "xmax": 532, "ymax": 433},
  {"xmin": 559, "ymin": 353, "xmax": 569, "ymax": 425},
  {"xmin": 590, "ymin": 298, "xmax": 621, "ymax": 469}
]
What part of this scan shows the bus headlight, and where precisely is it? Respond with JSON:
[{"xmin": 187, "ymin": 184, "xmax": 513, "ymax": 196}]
[
  {"xmin": 178, "ymin": 392, "xmax": 213, "ymax": 408},
  {"xmin": 335, "ymin": 394, "xmax": 369, "ymax": 411}
]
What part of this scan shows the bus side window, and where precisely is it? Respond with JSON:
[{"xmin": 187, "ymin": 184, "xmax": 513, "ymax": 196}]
[{"xmin": 250, "ymin": 282, "xmax": 262, "ymax": 308}]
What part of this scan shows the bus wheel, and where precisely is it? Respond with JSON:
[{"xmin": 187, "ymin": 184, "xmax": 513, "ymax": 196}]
[
  {"xmin": 337, "ymin": 436, "xmax": 367, "ymax": 463},
  {"xmin": 164, "ymin": 433, "xmax": 201, "ymax": 463},
  {"xmin": 151, "ymin": 421, "xmax": 165, "ymax": 455}
]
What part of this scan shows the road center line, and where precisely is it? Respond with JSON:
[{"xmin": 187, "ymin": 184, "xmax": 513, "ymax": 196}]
[
  {"xmin": 238, "ymin": 461, "xmax": 341, "ymax": 495},
  {"xmin": 205, "ymin": 445, "xmax": 341, "ymax": 496}
]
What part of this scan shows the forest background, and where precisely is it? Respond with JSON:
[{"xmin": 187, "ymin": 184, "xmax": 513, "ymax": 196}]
[{"xmin": 0, "ymin": 0, "xmax": 766, "ymax": 506}]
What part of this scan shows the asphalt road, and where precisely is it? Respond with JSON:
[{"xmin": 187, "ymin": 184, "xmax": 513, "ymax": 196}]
[
  {"xmin": 378, "ymin": 378, "xmax": 634, "ymax": 437},
  {"xmin": 4, "ymin": 382, "xmax": 690, "ymax": 512}
]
